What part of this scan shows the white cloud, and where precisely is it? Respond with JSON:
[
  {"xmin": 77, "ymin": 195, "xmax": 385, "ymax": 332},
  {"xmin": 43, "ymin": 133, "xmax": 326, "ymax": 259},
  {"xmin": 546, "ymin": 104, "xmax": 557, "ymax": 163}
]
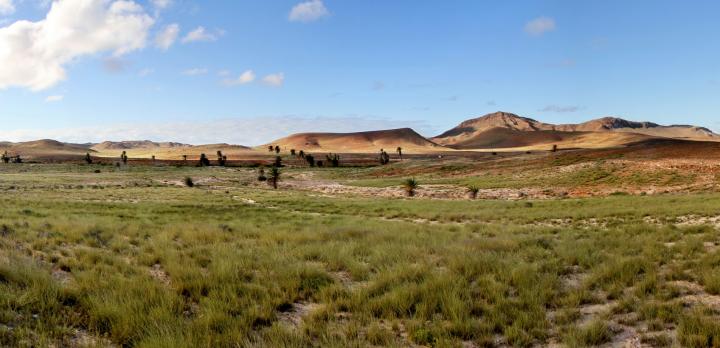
[
  {"xmin": 525, "ymin": 17, "xmax": 556, "ymax": 36},
  {"xmin": 289, "ymin": 0, "xmax": 329, "ymax": 22},
  {"xmin": 262, "ymin": 73, "xmax": 284, "ymax": 87},
  {"xmin": 182, "ymin": 26, "xmax": 219, "ymax": 43},
  {"xmin": 0, "ymin": 0, "xmax": 154, "ymax": 91},
  {"xmin": 182, "ymin": 68, "xmax": 208, "ymax": 76},
  {"xmin": 44, "ymin": 95, "xmax": 63, "ymax": 102},
  {"xmin": 0, "ymin": 0, "xmax": 14, "ymax": 15},
  {"xmin": 154, "ymin": 23, "xmax": 179, "ymax": 50},
  {"xmin": 222, "ymin": 70, "xmax": 255, "ymax": 86}
]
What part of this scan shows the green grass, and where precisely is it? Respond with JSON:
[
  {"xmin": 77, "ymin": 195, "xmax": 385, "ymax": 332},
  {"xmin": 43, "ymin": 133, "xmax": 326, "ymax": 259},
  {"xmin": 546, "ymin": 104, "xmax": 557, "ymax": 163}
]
[{"xmin": 0, "ymin": 164, "xmax": 718, "ymax": 346}]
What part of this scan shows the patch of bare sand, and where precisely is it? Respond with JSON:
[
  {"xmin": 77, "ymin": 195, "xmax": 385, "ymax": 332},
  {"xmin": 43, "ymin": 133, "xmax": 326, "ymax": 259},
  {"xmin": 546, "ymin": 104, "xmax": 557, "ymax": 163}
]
[
  {"xmin": 149, "ymin": 263, "xmax": 171, "ymax": 287},
  {"xmin": 670, "ymin": 280, "xmax": 720, "ymax": 310},
  {"xmin": 278, "ymin": 302, "xmax": 324, "ymax": 329}
]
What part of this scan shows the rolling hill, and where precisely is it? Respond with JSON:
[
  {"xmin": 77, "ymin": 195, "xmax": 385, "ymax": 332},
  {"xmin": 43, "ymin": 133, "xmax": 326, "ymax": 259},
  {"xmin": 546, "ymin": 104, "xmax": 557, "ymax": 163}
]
[
  {"xmin": 266, "ymin": 128, "xmax": 446, "ymax": 153},
  {"xmin": 90, "ymin": 141, "xmax": 254, "ymax": 159},
  {"xmin": 0, "ymin": 139, "xmax": 93, "ymax": 158},
  {"xmin": 432, "ymin": 112, "xmax": 719, "ymax": 150}
]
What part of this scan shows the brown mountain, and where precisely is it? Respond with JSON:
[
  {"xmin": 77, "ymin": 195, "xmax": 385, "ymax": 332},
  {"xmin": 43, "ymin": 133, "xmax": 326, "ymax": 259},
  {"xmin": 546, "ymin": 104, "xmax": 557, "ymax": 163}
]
[
  {"xmin": 433, "ymin": 112, "xmax": 719, "ymax": 150},
  {"xmin": 267, "ymin": 128, "xmax": 444, "ymax": 153}
]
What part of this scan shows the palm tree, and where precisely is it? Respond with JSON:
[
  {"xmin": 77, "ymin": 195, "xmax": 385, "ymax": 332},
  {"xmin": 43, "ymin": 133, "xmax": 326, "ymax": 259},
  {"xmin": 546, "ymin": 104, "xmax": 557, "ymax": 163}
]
[
  {"xmin": 217, "ymin": 151, "xmax": 226, "ymax": 166},
  {"xmin": 121, "ymin": 151, "xmax": 128, "ymax": 164},
  {"xmin": 268, "ymin": 167, "xmax": 280, "ymax": 189},
  {"xmin": 290, "ymin": 149, "xmax": 296, "ymax": 156},
  {"xmin": 268, "ymin": 145, "xmax": 274, "ymax": 152},
  {"xmin": 182, "ymin": 154, "xmax": 188, "ymax": 162},
  {"xmin": 84, "ymin": 152, "xmax": 93, "ymax": 164},
  {"xmin": 274, "ymin": 145, "xmax": 280, "ymax": 154},
  {"xmin": 402, "ymin": 178, "xmax": 418, "ymax": 197},
  {"xmin": 397, "ymin": 147, "xmax": 403, "ymax": 160},
  {"xmin": 467, "ymin": 185, "xmax": 480, "ymax": 199},
  {"xmin": 199, "ymin": 153, "xmax": 210, "ymax": 166}
]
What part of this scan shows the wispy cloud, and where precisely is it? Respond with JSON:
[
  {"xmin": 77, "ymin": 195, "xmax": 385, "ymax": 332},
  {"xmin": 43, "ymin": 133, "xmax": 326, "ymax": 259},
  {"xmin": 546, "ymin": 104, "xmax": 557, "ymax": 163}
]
[
  {"xmin": 539, "ymin": 105, "xmax": 582, "ymax": 113},
  {"xmin": 182, "ymin": 68, "xmax": 208, "ymax": 76},
  {"xmin": 151, "ymin": 0, "xmax": 172, "ymax": 10},
  {"xmin": 262, "ymin": 73, "xmax": 285, "ymax": 87},
  {"xmin": 222, "ymin": 70, "xmax": 255, "ymax": 86},
  {"xmin": 138, "ymin": 68, "xmax": 154, "ymax": 77},
  {"xmin": 44, "ymin": 95, "xmax": 63, "ymax": 103},
  {"xmin": 2, "ymin": 116, "xmax": 436, "ymax": 146},
  {"xmin": 155, "ymin": 24, "xmax": 180, "ymax": 50},
  {"xmin": 103, "ymin": 57, "xmax": 130, "ymax": 73},
  {"xmin": 525, "ymin": 17, "xmax": 556, "ymax": 36},
  {"xmin": 372, "ymin": 81, "xmax": 385, "ymax": 91},
  {"xmin": 182, "ymin": 26, "xmax": 221, "ymax": 43},
  {"xmin": 289, "ymin": 0, "xmax": 329, "ymax": 22}
]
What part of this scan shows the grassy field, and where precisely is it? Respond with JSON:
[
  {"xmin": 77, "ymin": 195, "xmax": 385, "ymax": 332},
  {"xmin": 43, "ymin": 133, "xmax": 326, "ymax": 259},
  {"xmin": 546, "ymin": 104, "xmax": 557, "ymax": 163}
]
[{"xmin": 1, "ymin": 163, "xmax": 719, "ymax": 347}]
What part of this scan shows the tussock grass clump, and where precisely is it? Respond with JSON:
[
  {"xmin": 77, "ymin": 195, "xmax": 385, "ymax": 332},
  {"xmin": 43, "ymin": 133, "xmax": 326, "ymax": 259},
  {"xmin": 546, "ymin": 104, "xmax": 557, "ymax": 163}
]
[{"xmin": 564, "ymin": 320, "xmax": 612, "ymax": 347}]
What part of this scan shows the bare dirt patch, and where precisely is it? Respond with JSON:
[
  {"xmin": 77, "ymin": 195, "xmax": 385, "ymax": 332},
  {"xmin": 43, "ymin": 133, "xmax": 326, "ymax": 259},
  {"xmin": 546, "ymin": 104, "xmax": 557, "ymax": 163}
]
[{"xmin": 277, "ymin": 302, "xmax": 324, "ymax": 329}]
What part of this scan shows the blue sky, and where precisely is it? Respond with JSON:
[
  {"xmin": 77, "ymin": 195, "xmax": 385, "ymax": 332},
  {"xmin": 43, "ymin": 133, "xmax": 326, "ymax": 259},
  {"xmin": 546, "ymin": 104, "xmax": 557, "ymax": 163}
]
[{"xmin": 0, "ymin": 0, "xmax": 719, "ymax": 145}]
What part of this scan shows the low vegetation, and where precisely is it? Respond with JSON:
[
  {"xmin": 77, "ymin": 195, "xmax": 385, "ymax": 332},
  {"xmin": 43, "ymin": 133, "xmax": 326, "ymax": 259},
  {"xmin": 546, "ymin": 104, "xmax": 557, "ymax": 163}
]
[{"xmin": 0, "ymin": 160, "xmax": 718, "ymax": 347}]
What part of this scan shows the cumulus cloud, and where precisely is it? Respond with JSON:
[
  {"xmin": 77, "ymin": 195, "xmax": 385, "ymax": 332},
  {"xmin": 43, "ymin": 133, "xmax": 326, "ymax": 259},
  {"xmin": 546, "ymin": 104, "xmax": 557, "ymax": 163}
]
[
  {"xmin": 289, "ymin": 0, "xmax": 329, "ymax": 22},
  {"xmin": 222, "ymin": 70, "xmax": 255, "ymax": 86},
  {"xmin": 0, "ymin": 0, "xmax": 154, "ymax": 91},
  {"xmin": 262, "ymin": 73, "xmax": 284, "ymax": 87},
  {"xmin": 539, "ymin": 105, "xmax": 581, "ymax": 113},
  {"xmin": 182, "ymin": 68, "xmax": 208, "ymax": 76},
  {"xmin": 44, "ymin": 95, "xmax": 63, "ymax": 102},
  {"xmin": 155, "ymin": 23, "xmax": 179, "ymax": 50},
  {"xmin": 182, "ymin": 26, "xmax": 219, "ymax": 43},
  {"xmin": 525, "ymin": 17, "xmax": 555, "ymax": 36},
  {"xmin": 2, "ymin": 116, "xmax": 436, "ymax": 146},
  {"xmin": 0, "ymin": 0, "xmax": 14, "ymax": 15}
]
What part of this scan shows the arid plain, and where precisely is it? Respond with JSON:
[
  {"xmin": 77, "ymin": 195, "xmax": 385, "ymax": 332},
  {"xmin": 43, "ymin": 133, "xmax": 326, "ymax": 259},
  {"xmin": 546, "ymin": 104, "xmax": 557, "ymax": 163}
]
[{"xmin": 2, "ymin": 112, "xmax": 720, "ymax": 347}]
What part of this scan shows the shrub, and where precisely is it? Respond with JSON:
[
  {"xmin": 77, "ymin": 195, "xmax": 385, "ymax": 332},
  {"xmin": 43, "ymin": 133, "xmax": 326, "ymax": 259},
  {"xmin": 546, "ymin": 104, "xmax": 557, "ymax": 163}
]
[
  {"xmin": 403, "ymin": 178, "xmax": 419, "ymax": 197},
  {"xmin": 184, "ymin": 177, "xmax": 194, "ymax": 187},
  {"xmin": 467, "ymin": 185, "xmax": 480, "ymax": 199}
]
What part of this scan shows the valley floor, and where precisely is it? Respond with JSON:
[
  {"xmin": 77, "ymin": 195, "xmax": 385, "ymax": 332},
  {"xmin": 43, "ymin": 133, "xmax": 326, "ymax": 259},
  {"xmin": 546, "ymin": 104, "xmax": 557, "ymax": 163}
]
[{"xmin": 1, "ymin": 157, "xmax": 719, "ymax": 347}]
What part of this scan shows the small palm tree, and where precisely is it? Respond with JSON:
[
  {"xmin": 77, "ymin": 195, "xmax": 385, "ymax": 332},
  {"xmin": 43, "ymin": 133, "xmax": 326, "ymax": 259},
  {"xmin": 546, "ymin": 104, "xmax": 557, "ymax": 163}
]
[
  {"xmin": 397, "ymin": 147, "xmax": 403, "ymax": 160},
  {"xmin": 268, "ymin": 167, "xmax": 280, "ymax": 189},
  {"xmin": 467, "ymin": 185, "xmax": 480, "ymax": 199},
  {"xmin": 402, "ymin": 178, "xmax": 418, "ymax": 197},
  {"xmin": 84, "ymin": 152, "xmax": 93, "ymax": 164}
]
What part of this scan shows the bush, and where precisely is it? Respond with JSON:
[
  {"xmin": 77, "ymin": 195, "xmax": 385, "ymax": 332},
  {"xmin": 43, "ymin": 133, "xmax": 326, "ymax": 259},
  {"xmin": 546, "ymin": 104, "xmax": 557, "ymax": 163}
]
[
  {"xmin": 402, "ymin": 178, "xmax": 419, "ymax": 197},
  {"xmin": 184, "ymin": 177, "xmax": 194, "ymax": 187}
]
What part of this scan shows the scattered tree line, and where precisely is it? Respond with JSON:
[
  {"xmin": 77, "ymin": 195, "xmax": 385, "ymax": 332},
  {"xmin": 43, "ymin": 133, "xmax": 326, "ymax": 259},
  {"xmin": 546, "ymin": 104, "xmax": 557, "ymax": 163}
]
[{"xmin": 1, "ymin": 151, "xmax": 22, "ymax": 164}]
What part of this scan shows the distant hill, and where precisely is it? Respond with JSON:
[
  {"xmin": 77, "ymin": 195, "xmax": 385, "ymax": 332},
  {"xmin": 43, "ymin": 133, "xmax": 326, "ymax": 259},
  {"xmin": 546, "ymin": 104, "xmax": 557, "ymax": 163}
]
[
  {"xmin": 432, "ymin": 112, "xmax": 719, "ymax": 150},
  {"xmin": 90, "ymin": 141, "xmax": 253, "ymax": 159},
  {"xmin": 267, "ymin": 128, "xmax": 445, "ymax": 153},
  {"xmin": 0, "ymin": 139, "xmax": 92, "ymax": 158},
  {"xmin": 92, "ymin": 140, "xmax": 192, "ymax": 151}
]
